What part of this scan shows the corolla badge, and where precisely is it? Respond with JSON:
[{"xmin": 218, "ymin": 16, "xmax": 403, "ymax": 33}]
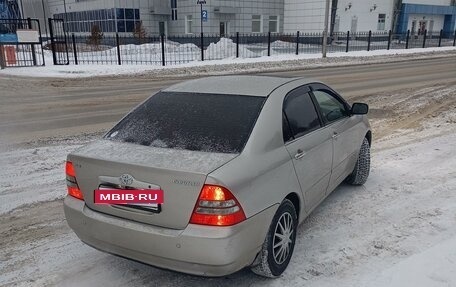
[{"xmin": 119, "ymin": 174, "xmax": 134, "ymax": 186}]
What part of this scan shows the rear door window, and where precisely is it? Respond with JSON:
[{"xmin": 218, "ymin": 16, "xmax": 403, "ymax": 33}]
[
  {"xmin": 105, "ymin": 92, "xmax": 265, "ymax": 154},
  {"xmin": 283, "ymin": 88, "xmax": 321, "ymax": 141}
]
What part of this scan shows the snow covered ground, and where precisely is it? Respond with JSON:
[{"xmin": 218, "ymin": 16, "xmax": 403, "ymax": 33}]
[
  {"xmin": 0, "ymin": 82, "xmax": 455, "ymax": 286},
  {"xmin": 0, "ymin": 46, "xmax": 455, "ymax": 78}
]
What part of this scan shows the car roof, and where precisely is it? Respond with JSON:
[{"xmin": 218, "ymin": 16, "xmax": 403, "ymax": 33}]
[{"xmin": 163, "ymin": 76, "xmax": 314, "ymax": 97}]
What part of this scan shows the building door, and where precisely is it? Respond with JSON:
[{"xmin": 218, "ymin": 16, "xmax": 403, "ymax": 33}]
[
  {"xmin": 333, "ymin": 16, "xmax": 340, "ymax": 33},
  {"xmin": 159, "ymin": 21, "xmax": 167, "ymax": 36},
  {"xmin": 351, "ymin": 16, "xmax": 358, "ymax": 34},
  {"xmin": 418, "ymin": 20, "xmax": 426, "ymax": 35},
  {"xmin": 220, "ymin": 22, "xmax": 229, "ymax": 36},
  {"xmin": 411, "ymin": 20, "xmax": 417, "ymax": 35}
]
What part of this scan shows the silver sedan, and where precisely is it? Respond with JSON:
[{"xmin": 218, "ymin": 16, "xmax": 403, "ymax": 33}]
[{"xmin": 64, "ymin": 76, "xmax": 371, "ymax": 278}]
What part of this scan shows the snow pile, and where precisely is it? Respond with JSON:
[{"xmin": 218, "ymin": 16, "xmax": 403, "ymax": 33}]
[
  {"xmin": 205, "ymin": 37, "xmax": 260, "ymax": 59},
  {"xmin": 0, "ymin": 141, "xmax": 85, "ymax": 214}
]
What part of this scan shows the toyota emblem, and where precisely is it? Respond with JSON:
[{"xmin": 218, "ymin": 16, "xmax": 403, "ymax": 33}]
[{"xmin": 119, "ymin": 174, "xmax": 134, "ymax": 186}]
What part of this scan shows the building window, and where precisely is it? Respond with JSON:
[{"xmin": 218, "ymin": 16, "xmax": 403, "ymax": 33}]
[
  {"xmin": 377, "ymin": 14, "xmax": 386, "ymax": 31},
  {"xmin": 185, "ymin": 15, "xmax": 193, "ymax": 34},
  {"xmin": 171, "ymin": 0, "xmax": 177, "ymax": 21},
  {"xmin": 54, "ymin": 8, "xmax": 122, "ymax": 33},
  {"xmin": 116, "ymin": 8, "xmax": 140, "ymax": 32},
  {"xmin": 269, "ymin": 15, "xmax": 278, "ymax": 33},
  {"xmin": 252, "ymin": 15, "xmax": 262, "ymax": 33}
]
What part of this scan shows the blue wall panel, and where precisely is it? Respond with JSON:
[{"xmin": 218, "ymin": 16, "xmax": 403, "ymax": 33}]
[{"xmin": 397, "ymin": 3, "xmax": 456, "ymax": 35}]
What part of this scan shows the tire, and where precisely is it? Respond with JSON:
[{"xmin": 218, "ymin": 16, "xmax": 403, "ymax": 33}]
[
  {"xmin": 251, "ymin": 199, "xmax": 298, "ymax": 278},
  {"xmin": 345, "ymin": 137, "xmax": 371, "ymax": 185}
]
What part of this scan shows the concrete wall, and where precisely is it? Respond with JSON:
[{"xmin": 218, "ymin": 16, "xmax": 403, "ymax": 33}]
[
  {"xmin": 284, "ymin": 0, "xmax": 330, "ymax": 33},
  {"xmin": 335, "ymin": 0, "xmax": 394, "ymax": 33}
]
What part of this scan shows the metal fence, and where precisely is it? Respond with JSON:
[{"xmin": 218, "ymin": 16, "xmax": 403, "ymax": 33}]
[
  {"xmin": 0, "ymin": 18, "xmax": 45, "ymax": 68},
  {"xmin": 59, "ymin": 29, "xmax": 456, "ymax": 66}
]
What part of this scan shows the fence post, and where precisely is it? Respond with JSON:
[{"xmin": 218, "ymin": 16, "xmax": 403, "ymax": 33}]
[
  {"xmin": 438, "ymin": 29, "xmax": 443, "ymax": 47},
  {"xmin": 387, "ymin": 30, "xmax": 392, "ymax": 50},
  {"xmin": 48, "ymin": 18, "xmax": 57, "ymax": 65},
  {"xmin": 27, "ymin": 18, "xmax": 37, "ymax": 66},
  {"xmin": 116, "ymin": 33, "xmax": 121, "ymax": 65},
  {"xmin": 346, "ymin": 31, "xmax": 350, "ymax": 52},
  {"xmin": 296, "ymin": 31, "xmax": 300, "ymax": 55},
  {"xmin": 200, "ymin": 32, "xmax": 204, "ymax": 61},
  {"xmin": 236, "ymin": 32, "xmax": 240, "ymax": 58},
  {"xmin": 367, "ymin": 30, "xmax": 372, "ymax": 51},
  {"xmin": 268, "ymin": 32, "xmax": 271, "ymax": 56},
  {"xmin": 422, "ymin": 29, "xmax": 427, "ymax": 48},
  {"xmin": 71, "ymin": 33, "xmax": 78, "ymax": 65},
  {"xmin": 454, "ymin": 30, "xmax": 456, "ymax": 46},
  {"xmin": 406, "ymin": 30, "xmax": 410, "ymax": 49},
  {"xmin": 161, "ymin": 34, "xmax": 166, "ymax": 66},
  {"xmin": 0, "ymin": 45, "xmax": 5, "ymax": 69}
]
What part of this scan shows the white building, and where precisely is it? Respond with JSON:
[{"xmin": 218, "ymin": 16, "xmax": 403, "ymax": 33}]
[{"xmin": 13, "ymin": 0, "xmax": 456, "ymax": 36}]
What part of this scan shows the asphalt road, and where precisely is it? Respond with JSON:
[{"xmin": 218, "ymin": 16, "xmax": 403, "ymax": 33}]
[{"xmin": 1, "ymin": 55, "xmax": 455, "ymax": 144}]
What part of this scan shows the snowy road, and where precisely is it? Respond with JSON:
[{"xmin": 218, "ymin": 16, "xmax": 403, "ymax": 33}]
[
  {"xmin": 0, "ymin": 52, "xmax": 455, "ymax": 144},
  {"xmin": 1, "ymin": 55, "xmax": 456, "ymax": 286}
]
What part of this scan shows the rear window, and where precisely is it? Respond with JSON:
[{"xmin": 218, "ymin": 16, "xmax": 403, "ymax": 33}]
[{"xmin": 105, "ymin": 92, "xmax": 265, "ymax": 153}]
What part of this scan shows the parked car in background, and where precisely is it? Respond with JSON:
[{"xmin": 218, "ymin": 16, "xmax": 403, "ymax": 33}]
[{"xmin": 64, "ymin": 76, "xmax": 371, "ymax": 278}]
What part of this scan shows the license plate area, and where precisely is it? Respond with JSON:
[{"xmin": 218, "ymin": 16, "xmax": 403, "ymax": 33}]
[
  {"xmin": 96, "ymin": 184, "xmax": 163, "ymax": 214},
  {"xmin": 113, "ymin": 203, "xmax": 162, "ymax": 213}
]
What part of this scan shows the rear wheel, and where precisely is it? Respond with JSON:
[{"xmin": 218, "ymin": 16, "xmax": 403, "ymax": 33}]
[
  {"xmin": 345, "ymin": 137, "xmax": 370, "ymax": 185},
  {"xmin": 251, "ymin": 199, "xmax": 297, "ymax": 278}
]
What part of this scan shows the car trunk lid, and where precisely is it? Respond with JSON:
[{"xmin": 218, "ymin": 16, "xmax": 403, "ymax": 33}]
[{"xmin": 68, "ymin": 140, "xmax": 237, "ymax": 230}]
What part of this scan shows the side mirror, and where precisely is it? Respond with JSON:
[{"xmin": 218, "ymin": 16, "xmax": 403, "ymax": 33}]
[{"xmin": 351, "ymin": 103, "xmax": 369, "ymax": 115}]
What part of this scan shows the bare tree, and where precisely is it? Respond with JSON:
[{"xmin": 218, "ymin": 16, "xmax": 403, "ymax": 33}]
[
  {"xmin": 87, "ymin": 24, "xmax": 104, "ymax": 48},
  {"xmin": 133, "ymin": 21, "xmax": 147, "ymax": 44}
]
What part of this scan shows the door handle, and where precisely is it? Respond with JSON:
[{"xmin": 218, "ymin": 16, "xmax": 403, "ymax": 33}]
[
  {"xmin": 294, "ymin": 149, "xmax": 306, "ymax": 160},
  {"xmin": 332, "ymin": 132, "xmax": 340, "ymax": 139}
]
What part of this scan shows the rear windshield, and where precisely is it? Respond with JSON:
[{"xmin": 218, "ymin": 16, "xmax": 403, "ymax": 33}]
[{"xmin": 105, "ymin": 92, "xmax": 265, "ymax": 153}]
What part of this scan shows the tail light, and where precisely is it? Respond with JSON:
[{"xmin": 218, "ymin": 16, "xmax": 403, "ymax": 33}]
[
  {"xmin": 190, "ymin": 185, "xmax": 246, "ymax": 226},
  {"xmin": 66, "ymin": 161, "xmax": 84, "ymax": 200}
]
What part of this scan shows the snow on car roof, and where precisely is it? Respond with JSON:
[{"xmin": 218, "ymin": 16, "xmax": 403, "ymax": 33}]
[{"xmin": 164, "ymin": 75, "xmax": 306, "ymax": 97}]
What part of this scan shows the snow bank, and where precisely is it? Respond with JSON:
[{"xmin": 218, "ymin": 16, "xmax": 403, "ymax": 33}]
[
  {"xmin": 1, "ymin": 46, "xmax": 454, "ymax": 78},
  {"xmin": 205, "ymin": 37, "xmax": 261, "ymax": 59}
]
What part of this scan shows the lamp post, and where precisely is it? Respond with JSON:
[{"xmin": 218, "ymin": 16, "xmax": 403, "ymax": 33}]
[
  {"xmin": 41, "ymin": 0, "xmax": 48, "ymax": 36},
  {"xmin": 322, "ymin": 0, "xmax": 330, "ymax": 57},
  {"xmin": 197, "ymin": 0, "xmax": 206, "ymax": 34},
  {"xmin": 197, "ymin": 0, "xmax": 206, "ymax": 61}
]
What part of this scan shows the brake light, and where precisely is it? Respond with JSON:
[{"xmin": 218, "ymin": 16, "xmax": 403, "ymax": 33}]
[
  {"xmin": 190, "ymin": 185, "xmax": 246, "ymax": 226},
  {"xmin": 65, "ymin": 161, "xmax": 84, "ymax": 200}
]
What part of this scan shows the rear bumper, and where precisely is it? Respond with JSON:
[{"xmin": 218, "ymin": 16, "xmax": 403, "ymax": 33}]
[{"xmin": 64, "ymin": 196, "xmax": 277, "ymax": 276}]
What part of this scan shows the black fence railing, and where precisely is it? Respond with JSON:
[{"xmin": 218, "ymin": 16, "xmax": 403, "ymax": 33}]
[{"xmin": 27, "ymin": 28, "xmax": 456, "ymax": 67}]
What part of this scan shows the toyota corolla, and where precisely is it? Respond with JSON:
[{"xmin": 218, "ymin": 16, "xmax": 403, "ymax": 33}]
[{"xmin": 64, "ymin": 76, "xmax": 371, "ymax": 277}]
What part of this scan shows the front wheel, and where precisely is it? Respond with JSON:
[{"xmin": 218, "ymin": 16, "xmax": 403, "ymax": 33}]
[
  {"xmin": 345, "ymin": 137, "xmax": 371, "ymax": 185},
  {"xmin": 251, "ymin": 199, "xmax": 297, "ymax": 278}
]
